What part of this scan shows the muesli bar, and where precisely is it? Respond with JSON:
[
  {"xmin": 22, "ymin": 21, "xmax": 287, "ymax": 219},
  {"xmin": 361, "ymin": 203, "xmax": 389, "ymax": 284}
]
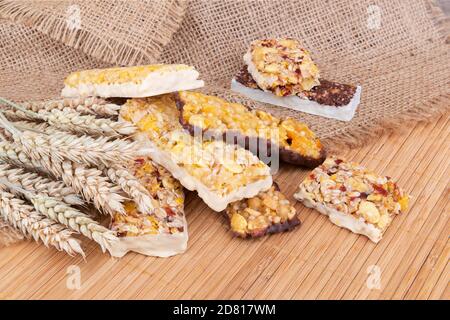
[
  {"xmin": 110, "ymin": 157, "xmax": 188, "ymax": 258},
  {"xmin": 294, "ymin": 157, "xmax": 409, "ymax": 242},
  {"xmin": 226, "ymin": 183, "xmax": 300, "ymax": 238},
  {"xmin": 120, "ymin": 95, "xmax": 272, "ymax": 212},
  {"xmin": 231, "ymin": 38, "xmax": 361, "ymax": 121},
  {"xmin": 175, "ymin": 91, "xmax": 326, "ymax": 168}
]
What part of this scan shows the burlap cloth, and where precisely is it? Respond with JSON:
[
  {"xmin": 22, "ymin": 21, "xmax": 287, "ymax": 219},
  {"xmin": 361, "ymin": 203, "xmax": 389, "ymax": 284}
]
[{"xmin": 0, "ymin": 0, "xmax": 449, "ymax": 149}]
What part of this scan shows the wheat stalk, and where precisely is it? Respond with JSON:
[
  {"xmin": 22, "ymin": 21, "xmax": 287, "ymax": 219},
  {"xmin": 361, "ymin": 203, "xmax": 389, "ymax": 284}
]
[
  {"xmin": 1, "ymin": 178, "xmax": 118, "ymax": 253},
  {"xmin": 0, "ymin": 141, "xmax": 126, "ymax": 215},
  {"xmin": 106, "ymin": 165, "xmax": 160, "ymax": 215},
  {"xmin": 0, "ymin": 218, "xmax": 24, "ymax": 247},
  {"xmin": 22, "ymin": 97, "xmax": 120, "ymax": 117},
  {"xmin": 0, "ymin": 163, "xmax": 83, "ymax": 205},
  {"xmin": 0, "ymin": 97, "xmax": 134, "ymax": 137},
  {"xmin": 0, "ymin": 189, "xmax": 84, "ymax": 256}
]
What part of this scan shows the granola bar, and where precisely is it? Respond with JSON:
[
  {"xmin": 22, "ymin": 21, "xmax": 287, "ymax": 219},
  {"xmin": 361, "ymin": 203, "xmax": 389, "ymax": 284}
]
[
  {"xmin": 62, "ymin": 64, "xmax": 204, "ymax": 98},
  {"xmin": 120, "ymin": 95, "xmax": 272, "ymax": 212},
  {"xmin": 294, "ymin": 157, "xmax": 409, "ymax": 243},
  {"xmin": 232, "ymin": 38, "xmax": 362, "ymax": 121},
  {"xmin": 176, "ymin": 91, "xmax": 325, "ymax": 167},
  {"xmin": 110, "ymin": 157, "xmax": 188, "ymax": 258},
  {"xmin": 227, "ymin": 183, "xmax": 300, "ymax": 238}
]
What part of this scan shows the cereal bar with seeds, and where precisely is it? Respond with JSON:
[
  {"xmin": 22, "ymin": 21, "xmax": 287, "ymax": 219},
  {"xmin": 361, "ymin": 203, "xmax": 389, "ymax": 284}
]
[
  {"xmin": 62, "ymin": 64, "xmax": 204, "ymax": 98},
  {"xmin": 294, "ymin": 156, "xmax": 409, "ymax": 243},
  {"xmin": 120, "ymin": 95, "xmax": 272, "ymax": 212},
  {"xmin": 227, "ymin": 183, "xmax": 300, "ymax": 238},
  {"xmin": 175, "ymin": 91, "xmax": 326, "ymax": 167},
  {"xmin": 231, "ymin": 38, "xmax": 361, "ymax": 121},
  {"xmin": 110, "ymin": 157, "xmax": 188, "ymax": 258}
]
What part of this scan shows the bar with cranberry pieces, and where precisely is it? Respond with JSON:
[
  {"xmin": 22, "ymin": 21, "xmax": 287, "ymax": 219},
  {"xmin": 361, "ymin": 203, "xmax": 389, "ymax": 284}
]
[
  {"xmin": 294, "ymin": 156, "xmax": 409, "ymax": 243},
  {"xmin": 110, "ymin": 157, "xmax": 188, "ymax": 257}
]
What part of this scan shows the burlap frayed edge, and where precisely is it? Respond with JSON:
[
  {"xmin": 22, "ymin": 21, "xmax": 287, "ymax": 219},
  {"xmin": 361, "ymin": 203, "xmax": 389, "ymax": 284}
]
[
  {"xmin": 0, "ymin": 0, "xmax": 187, "ymax": 66},
  {"xmin": 322, "ymin": 93, "xmax": 450, "ymax": 153},
  {"xmin": 426, "ymin": 0, "xmax": 450, "ymax": 42},
  {"xmin": 323, "ymin": 1, "xmax": 450, "ymax": 152}
]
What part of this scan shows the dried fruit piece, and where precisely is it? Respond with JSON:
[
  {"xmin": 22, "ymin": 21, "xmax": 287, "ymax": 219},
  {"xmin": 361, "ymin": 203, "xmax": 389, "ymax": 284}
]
[
  {"xmin": 110, "ymin": 157, "xmax": 188, "ymax": 258},
  {"xmin": 294, "ymin": 156, "xmax": 409, "ymax": 243},
  {"xmin": 176, "ymin": 91, "xmax": 325, "ymax": 167},
  {"xmin": 62, "ymin": 64, "xmax": 204, "ymax": 98},
  {"xmin": 120, "ymin": 95, "xmax": 272, "ymax": 212},
  {"xmin": 226, "ymin": 183, "xmax": 300, "ymax": 238}
]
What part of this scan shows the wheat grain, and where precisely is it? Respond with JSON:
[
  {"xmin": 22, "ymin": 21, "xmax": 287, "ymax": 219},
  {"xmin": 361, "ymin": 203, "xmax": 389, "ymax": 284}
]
[
  {"xmin": 0, "ymin": 189, "xmax": 84, "ymax": 256},
  {"xmin": 106, "ymin": 165, "xmax": 158, "ymax": 215},
  {"xmin": 0, "ymin": 163, "xmax": 83, "ymax": 205},
  {"xmin": 0, "ymin": 141, "xmax": 126, "ymax": 215},
  {"xmin": 0, "ymin": 128, "xmax": 12, "ymax": 141}
]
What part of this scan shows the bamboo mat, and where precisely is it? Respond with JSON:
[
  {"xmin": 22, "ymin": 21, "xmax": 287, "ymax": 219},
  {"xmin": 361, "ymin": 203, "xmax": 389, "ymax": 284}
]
[{"xmin": 0, "ymin": 112, "xmax": 448, "ymax": 300}]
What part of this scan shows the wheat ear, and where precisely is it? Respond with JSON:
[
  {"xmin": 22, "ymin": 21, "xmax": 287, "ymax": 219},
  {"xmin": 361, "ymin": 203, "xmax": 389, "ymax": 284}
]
[
  {"xmin": 0, "ymin": 97, "xmax": 134, "ymax": 137},
  {"xmin": 2, "ymin": 108, "xmax": 35, "ymax": 121},
  {"xmin": 0, "ymin": 141, "xmax": 126, "ymax": 215},
  {"xmin": 22, "ymin": 97, "xmax": 120, "ymax": 117},
  {"xmin": 106, "ymin": 165, "xmax": 160, "ymax": 215},
  {"xmin": 44, "ymin": 109, "xmax": 136, "ymax": 137},
  {"xmin": 0, "ymin": 189, "xmax": 84, "ymax": 256},
  {"xmin": 0, "ymin": 163, "xmax": 82, "ymax": 205},
  {"xmin": 18, "ymin": 130, "xmax": 139, "ymax": 167},
  {"xmin": 0, "ymin": 112, "xmax": 139, "ymax": 168},
  {"xmin": 1, "ymin": 179, "xmax": 117, "ymax": 253},
  {"xmin": 0, "ymin": 218, "xmax": 24, "ymax": 246}
]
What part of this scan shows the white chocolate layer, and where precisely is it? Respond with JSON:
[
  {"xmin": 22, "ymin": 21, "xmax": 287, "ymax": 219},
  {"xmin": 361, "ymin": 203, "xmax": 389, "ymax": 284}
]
[
  {"xmin": 109, "ymin": 216, "xmax": 189, "ymax": 258},
  {"xmin": 62, "ymin": 69, "xmax": 204, "ymax": 98},
  {"xmin": 231, "ymin": 79, "xmax": 362, "ymax": 122},
  {"xmin": 135, "ymin": 134, "xmax": 273, "ymax": 212},
  {"xmin": 294, "ymin": 190, "xmax": 382, "ymax": 243}
]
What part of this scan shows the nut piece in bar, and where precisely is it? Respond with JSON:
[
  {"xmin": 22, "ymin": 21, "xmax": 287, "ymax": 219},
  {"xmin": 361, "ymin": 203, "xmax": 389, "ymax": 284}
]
[
  {"xmin": 232, "ymin": 38, "xmax": 362, "ymax": 121},
  {"xmin": 110, "ymin": 157, "xmax": 188, "ymax": 258},
  {"xmin": 176, "ymin": 91, "xmax": 326, "ymax": 168},
  {"xmin": 294, "ymin": 156, "xmax": 409, "ymax": 243},
  {"xmin": 227, "ymin": 183, "xmax": 300, "ymax": 238},
  {"xmin": 62, "ymin": 64, "xmax": 204, "ymax": 98},
  {"xmin": 120, "ymin": 95, "xmax": 272, "ymax": 212}
]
